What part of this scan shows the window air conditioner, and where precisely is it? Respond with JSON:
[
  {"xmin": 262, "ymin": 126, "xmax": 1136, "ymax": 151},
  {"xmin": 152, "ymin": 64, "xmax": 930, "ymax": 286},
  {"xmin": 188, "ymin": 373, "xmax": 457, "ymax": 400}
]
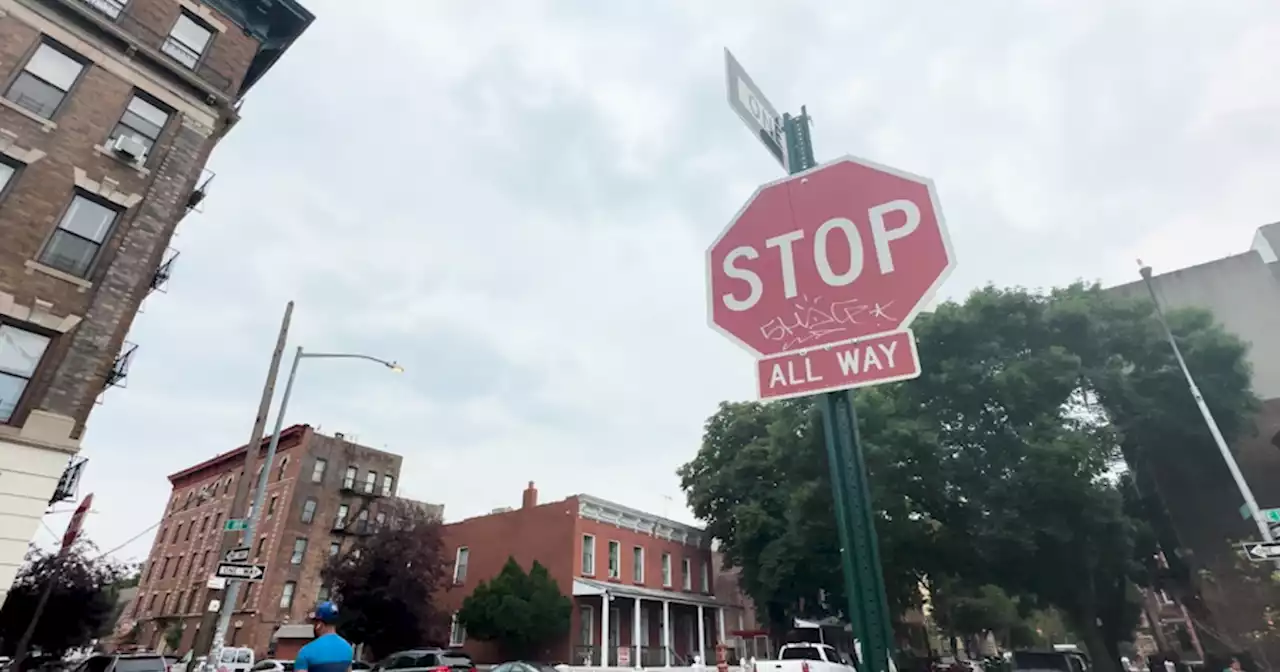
[{"xmin": 112, "ymin": 134, "xmax": 147, "ymax": 161}]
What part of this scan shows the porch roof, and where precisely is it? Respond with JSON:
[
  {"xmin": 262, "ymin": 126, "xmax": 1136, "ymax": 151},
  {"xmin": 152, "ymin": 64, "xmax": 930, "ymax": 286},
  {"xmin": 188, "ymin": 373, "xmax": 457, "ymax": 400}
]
[{"xmin": 572, "ymin": 577, "xmax": 729, "ymax": 608}]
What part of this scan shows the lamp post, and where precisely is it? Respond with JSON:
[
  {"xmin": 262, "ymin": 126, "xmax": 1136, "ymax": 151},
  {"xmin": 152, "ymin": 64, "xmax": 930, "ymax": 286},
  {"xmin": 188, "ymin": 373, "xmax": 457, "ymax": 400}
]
[{"xmin": 206, "ymin": 347, "xmax": 401, "ymax": 667}]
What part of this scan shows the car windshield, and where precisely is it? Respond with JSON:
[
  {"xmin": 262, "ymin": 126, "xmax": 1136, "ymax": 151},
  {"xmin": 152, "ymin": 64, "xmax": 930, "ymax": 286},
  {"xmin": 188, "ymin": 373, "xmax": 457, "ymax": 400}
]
[
  {"xmin": 781, "ymin": 647, "xmax": 825, "ymax": 661},
  {"xmin": 115, "ymin": 658, "xmax": 168, "ymax": 672},
  {"xmin": 439, "ymin": 657, "xmax": 471, "ymax": 668}
]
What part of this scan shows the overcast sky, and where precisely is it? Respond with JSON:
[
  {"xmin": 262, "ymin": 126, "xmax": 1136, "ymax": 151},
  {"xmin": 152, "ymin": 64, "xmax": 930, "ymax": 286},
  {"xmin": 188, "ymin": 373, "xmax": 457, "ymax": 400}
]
[{"xmin": 52, "ymin": 1, "xmax": 1280, "ymax": 561}]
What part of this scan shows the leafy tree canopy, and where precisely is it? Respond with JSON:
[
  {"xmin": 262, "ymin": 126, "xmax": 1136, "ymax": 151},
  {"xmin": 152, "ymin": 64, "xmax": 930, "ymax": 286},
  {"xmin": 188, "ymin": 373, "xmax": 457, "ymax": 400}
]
[
  {"xmin": 324, "ymin": 501, "xmax": 451, "ymax": 658},
  {"xmin": 457, "ymin": 557, "xmax": 571, "ymax": 660},
  {"xmin": 681, "ymin": 284, "xmax": 1257, "ymax": 672},
  {"xmin": 0, "ymin": 542, "xmax": 130, "ymax": 657}
]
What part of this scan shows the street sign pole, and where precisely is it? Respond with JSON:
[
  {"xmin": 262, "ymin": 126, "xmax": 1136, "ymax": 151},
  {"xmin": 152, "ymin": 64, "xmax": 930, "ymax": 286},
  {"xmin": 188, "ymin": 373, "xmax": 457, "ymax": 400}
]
[{"xmin": 781, "ymin": 111, "xmax": 895, "ymax": 672}]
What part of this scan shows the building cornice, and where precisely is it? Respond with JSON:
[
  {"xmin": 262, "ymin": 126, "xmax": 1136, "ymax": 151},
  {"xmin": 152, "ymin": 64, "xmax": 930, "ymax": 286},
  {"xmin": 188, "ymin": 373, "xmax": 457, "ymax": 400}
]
[{"xmin": 577, "ymin": 494, "xmax": 709, "ymax": 549}]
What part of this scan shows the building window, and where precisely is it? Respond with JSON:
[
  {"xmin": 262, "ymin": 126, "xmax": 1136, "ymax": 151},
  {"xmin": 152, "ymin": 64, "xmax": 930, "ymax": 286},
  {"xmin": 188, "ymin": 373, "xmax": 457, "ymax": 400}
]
[
  {"xmin": 162, "ymin": 12, "xmax": 213, "ymax": 69},
  {"xmin": 375, "ymin": 511, "xmax": 386, "ymax": 530},
  {"xmin": 109, "ymin": 94, "xmax": 170, "ymax": 160},
  {"xmin": 184, "ymin": 524, "xmax": 192, "ymax": 541},
  {"xmin": 4, "ymin": 42, "xmax": 85, "ymax": 119},
  {"xmin": 633, "ymin": 546, "xmax": 644, "ymax": 584},
  {"xmin": 329, "ymin": 541, "xmax": 340, "ymax": 557},
  {"xmin": 0, "ymin": 160, "xmax": 16, "ymax": 196},
  {"xmin": 0, "ymin": 325, "xmax": 51, "ymax": 423},
  {"xmin": 317, "ymin": 585, "xmax": 330, "ymax": 602},
  {"xmin": 311, "ymin": 458, "xmax": 327, "ymax": 483},
  {"xmin": 356, "ymin": 509, "xmax": 369, "ymax": 532},
  {"xmin": 255, "ymin": 536, "xmax": 266, "ymax": 557},
  {"xmin": 267, "ymin": 495, "xmax": 277, "ymax": 518},
  {"xmin": 147, "ymin": 593, "xmax": 157, "ymax": 611},
  {"xmin": 582, "ymin": 534, "xmax": 596, "ymax": 576},
  {"xmin": 291, "ymin": 537, "xmax": 307, "ymax": 564},
  {"xmin": 681, "ymin": 558, "xmax": 691, "ymax": 590},
  {"xmin": 200, "ymin": 516, "xmax": 209, "ymax": 533},
  {"xmin": 449, "ymin": 613, "xmax": 466, "ymax": 647},
  {"xmin": 173, "ymin": 523, "xmax": 183, "ymax": 543},
  {"xmin": 661, "ymin": 553, "xmax": 672, "ymax": 587},
  {"xmin": 579, "ymin": 605, "xmax": 594, "ymax": 645},
  {"xmin": 363, "ymin": 471, "xmax": 377, "ymax": 494},
  {"xmin": 608, "ymin": 541, "xmax": 620, "ymax": 579},
  {"xmin": 381, "ymin": 474, "xmax": 394, "ymax": 496},
  {"xmin": 701, "ymin": 561, "xmax": 710, "ymax": 592},
  {"xmin": 279, "ymin": 581, "xmax": 296, "ymax": 609},
  {"xmin": 301, "ymin": 498, "xmax": 317, "ymax": 524},
  {"xmin": 334, "ymin": 504, "xmax": 349, "ymax": 529},
  {"xmin": 343, "ymin": 466, "xmax": 357, "ymax": 489},
  {"xmin": 453, "ymin": 547, "xmax": 469, "ymax": 584},
  {"xmin": 241, "ymin": 581, "xmax": 254, "ymax": 607},
  {"xmin": 184, "ymin": 491, "xmax": 193, "ymax": 509},
  {"xmin": 277, "ymin": 456, "xmax": 289, "ymax": 481},
  {"xmin": 201, "ymin": 550, "xmax": 210, "ymax": 572},
  {"xmin": 38, "ymin": 194, "xmax": 120, "ymax": 278},
  {"xmin": 175, "ymin": 590, "xmax": 186, "ymax": 614}
]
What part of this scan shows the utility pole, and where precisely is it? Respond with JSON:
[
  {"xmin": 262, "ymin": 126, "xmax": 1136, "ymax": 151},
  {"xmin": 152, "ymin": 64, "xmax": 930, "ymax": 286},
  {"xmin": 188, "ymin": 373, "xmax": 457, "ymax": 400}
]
[
  {"xmin": 191, "ymin": 301, "xmax": 294, "ymax": 662},
  {"xmin": 1137, "ymin": 266, "xmax": 1275, "ymax": 545}
]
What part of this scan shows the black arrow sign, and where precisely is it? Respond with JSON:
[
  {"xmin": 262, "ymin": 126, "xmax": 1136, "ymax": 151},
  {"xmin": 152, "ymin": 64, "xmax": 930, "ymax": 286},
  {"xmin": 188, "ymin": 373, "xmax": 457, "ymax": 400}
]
[
  {"xmin": 1240, "ymin": 540, "xmax": 1280, "ymax": 562},
  {"xmin": 215, "ymin": 562, "xmax": 266, "ymax": 581},
  {"xmin": 223, "ymin": 547, "xmax": 251, "ymax": 564}
]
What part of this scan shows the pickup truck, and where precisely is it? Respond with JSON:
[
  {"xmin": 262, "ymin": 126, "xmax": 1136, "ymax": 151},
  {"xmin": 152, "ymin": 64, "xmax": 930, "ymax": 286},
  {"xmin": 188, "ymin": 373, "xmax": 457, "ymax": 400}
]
[{"xmin": 753, "ymin": 643, "xmax": 858, "ymax": 672}]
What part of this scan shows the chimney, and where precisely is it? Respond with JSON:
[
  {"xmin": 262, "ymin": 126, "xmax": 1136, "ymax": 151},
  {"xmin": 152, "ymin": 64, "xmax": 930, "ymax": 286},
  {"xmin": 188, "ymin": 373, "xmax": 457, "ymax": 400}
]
[{"xmin": 522, "ymin": 481, "xmax": 538, "ymax": 509}]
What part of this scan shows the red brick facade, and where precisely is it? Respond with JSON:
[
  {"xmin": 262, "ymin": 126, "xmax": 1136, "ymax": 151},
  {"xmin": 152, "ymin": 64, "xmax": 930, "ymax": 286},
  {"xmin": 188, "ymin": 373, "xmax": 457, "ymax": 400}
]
[
  {"xmin": 441, "ymin": 484, "xmax": 745, "ymax": 666},
  {"xmin": 118, "ymin": 426, "xmax": 419, "ymax": 657}
]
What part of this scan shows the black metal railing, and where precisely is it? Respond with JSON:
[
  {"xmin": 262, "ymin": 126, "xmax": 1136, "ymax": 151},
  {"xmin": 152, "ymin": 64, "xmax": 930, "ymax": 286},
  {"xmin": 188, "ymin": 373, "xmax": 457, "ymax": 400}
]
[
  {"xmin": 106, "ymin": 342, "xmax": 138, "ymax": 389},
  {"xmin": 63, "ymin": 0, "xmax": 236, "ymax": 95},
  {"xmin": 150, "ymin": 248, "xmax": 179, "ymax": 294}
]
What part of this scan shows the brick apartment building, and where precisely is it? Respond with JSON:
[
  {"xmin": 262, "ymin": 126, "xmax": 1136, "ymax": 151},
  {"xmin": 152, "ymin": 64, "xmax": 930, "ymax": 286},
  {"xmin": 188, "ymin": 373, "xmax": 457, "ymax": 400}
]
[
  {"xmin": 117, "ymin": 425, "xmax": 441, "ymax": 655},
  {"xmin": 0, "ymin": 0, "xmax": 312, "ymax": 602},
  {"xmin": 442, "ymin": 483, "xmax": 744, "ymax": 667}
]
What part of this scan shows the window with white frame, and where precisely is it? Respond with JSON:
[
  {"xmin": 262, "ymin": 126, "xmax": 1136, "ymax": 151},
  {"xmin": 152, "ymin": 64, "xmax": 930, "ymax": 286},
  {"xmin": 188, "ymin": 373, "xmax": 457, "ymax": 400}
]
[
  {"xmin": 608, "ymin": 540, "xmax": 621, "ymax": 579},
  {"xmin": 109, "ymin": 93, "xmax": 170, "ymax": 160},
  {"xmin": 38, "ymin": 194, "xmax": 120, "ymax": 278},
  {"xmin": 162, "ymin": 12, "xmax": 213, "ymax": 69},
  {"xmin": 701, "ymin": 561, "xmax": 710, "ymax": 592},
  {"xmin": 582, "ymin": 535, "xmax": 596, "ymax": 576},
  {"xmin": 290, "ymin": 537, "xmax": 307, "ymax": 564},
  {"xmin": 4, "ymin": 42, "xmax": 85, "ymax": 119},
  {"xmin": 381, "ymin": 474, "xmax": 395, "ymax": 496},
  {"xmin": 579, "ymin": 605, "xmax": 594, "ymax": 645},
  {"xmin": 328, "ymin": 541, "xmax": 340, "ymax": 557},
  {"xmin": 453, "ymin": 547, "xmax": 469, "ymax": 584},
  {"xmin": 449, "ymin": 613, "xmax": 466, "ymax": 647},
  {"xmin": 661, "ymin": 552, "xmax": 672, "ymax": 587},
  {"xmin": 279, "ymin": 581, "xmax": 296, "ymax": 609},
  {"xmin": 363, "ymin": 470, "xmax": 377, "ymax": 493},
  {"xmin": 343, "ymin": 466, "xmax": 357, "ymax": 489},
  {"xmin": 334, "ymin": 503, "xmax": 349, "ymax": 529},
  {"xmin": 633, "ymin": 546, "xmax": 644, "ymax": 583},
  {"xmin": 0, "ymin": 325, "xmax": 51, "ymax": 424},
  {"xmin": 301, "ymin": 498, "xmax": 317, "ymax": 524},
  {"xmin": 0, "ymin": 160, "xmax": 16, "ymax": 195},
  {"xmin": 681, "ymin": 558, "xmax": 691, "ymax": 590},
  {"xmin": 311, "ymin": 458, "xmax": 327, "ymax": 483}
]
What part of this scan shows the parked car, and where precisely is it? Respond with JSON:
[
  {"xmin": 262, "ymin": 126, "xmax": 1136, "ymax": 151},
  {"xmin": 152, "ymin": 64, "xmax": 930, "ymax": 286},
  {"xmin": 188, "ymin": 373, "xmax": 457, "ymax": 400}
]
[
  {"xmin": 490, "ymin": 663, "xmax": 558, "ymax": 672},
  {"xmin": 65, "ymin": 653, "xmax": 171, "ymax": 672},
  {"xmin": 755, "ymin": 643, "xmax": 856, "ymax": 672},
  {"xmin": 371, "ymin": 650, "xmax": 475, "ymax": 672},
  {"xmin": 249, "ymin": 661, "xmax": 293, "ymax": 672}
]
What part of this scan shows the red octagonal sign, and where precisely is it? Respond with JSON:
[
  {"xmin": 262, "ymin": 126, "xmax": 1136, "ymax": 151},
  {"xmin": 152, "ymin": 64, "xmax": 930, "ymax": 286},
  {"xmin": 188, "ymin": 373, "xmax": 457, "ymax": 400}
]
[{"xmin": 707, "ymin": 155, "xmax": 953, "ymax": 358}]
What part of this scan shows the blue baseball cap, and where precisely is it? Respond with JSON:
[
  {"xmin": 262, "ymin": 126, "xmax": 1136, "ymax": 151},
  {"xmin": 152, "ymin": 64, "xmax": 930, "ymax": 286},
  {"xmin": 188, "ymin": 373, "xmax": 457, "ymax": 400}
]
[{"xmin": 313, "ymin": 601, "xmax": 339, "ymax": 624}]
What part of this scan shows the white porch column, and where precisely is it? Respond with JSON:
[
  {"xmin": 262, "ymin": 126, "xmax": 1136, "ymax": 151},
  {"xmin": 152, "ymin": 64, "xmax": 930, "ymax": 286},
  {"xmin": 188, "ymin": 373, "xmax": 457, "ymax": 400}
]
[
  {"xmin": 633, "ymin": 597, "xmax": 642, "ymax": 669},
  {"xmin": 697, "ymin": 604, "xmax": 706, "ymax": 665},
  {"xmin": 601, "ymin": 593, "xmax": 611, "ymax": 667},
  {"xmin": 662, "ymin": 600, "xmax": 671, "ymax": 668},
  {"xmin": 717, "ymin": 607, "xmax": 725, "ymax": 644}
]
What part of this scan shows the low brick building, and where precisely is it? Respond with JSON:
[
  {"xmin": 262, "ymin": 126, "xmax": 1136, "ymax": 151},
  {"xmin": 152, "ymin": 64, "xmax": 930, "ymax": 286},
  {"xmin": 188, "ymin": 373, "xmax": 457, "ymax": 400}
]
[
  {"xmin": 0, "ymin": 0, "xmax": 311, "ymax": 603},
  {"xmin": 442, "ymin": 483, "xmax": 743, "ymax": 667},
  {"xmin": 117, "ymin": 425, "xmax": 441, "ymax": 656}
]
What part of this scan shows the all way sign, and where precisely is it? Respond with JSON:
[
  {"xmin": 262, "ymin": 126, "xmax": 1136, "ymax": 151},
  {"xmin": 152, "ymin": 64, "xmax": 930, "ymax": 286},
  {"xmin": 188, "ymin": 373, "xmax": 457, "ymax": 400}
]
[
  {"xmin": 1240, "ymin": 540, "xmax": 1280, "ymax": 562},
  {"xmin": 215, "ymin": 562, "xmax": 266, "ymax": 581},
  {"xmin": 756, "ymin": 330, "xmax": 921, "ymax": 400}
]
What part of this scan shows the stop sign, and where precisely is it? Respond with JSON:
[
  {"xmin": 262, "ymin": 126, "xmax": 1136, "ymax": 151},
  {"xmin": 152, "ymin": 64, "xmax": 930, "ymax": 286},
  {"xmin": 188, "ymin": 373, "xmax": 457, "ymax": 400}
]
[{"xmin": 707, "ymin": 155, "xmax": 953, "ymax": 358}]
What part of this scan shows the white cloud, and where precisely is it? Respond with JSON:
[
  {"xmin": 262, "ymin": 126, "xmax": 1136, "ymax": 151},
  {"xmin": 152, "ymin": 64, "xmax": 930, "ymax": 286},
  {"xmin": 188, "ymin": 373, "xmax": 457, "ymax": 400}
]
[{"xmin": 66, "ymin": 0, "xmax": 1280, "ymax": 560}]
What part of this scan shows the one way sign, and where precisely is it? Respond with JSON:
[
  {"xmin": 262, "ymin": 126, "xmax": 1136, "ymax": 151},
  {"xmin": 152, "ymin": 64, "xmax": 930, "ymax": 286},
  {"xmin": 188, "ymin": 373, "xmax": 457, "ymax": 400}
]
[
  {"xmin": 223, "ymin": 547, "xmax": 251, "ymax": 564},
  {"xmin": 215, "ymin": 562, "xmax": 266, "ymax": 581},
  {"xmin": 1240, "ymin": 540, "xmax": 1280, "ymax": 562}
]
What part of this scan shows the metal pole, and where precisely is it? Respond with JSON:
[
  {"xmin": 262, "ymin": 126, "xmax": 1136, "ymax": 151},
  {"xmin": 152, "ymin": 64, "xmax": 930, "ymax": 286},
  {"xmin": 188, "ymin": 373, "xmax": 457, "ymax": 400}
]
[
  {"xmin": 783, "ymin": 109, "xmax": 894, "ymax": 672},
  {"xmin": 10, "ymin": 550, "xmax": 62, "ymax": 668},
  {"xmin": 208, "ymin": 346, "xmax": 303, "ymax": 666},
  {"xmin": 1138, "ymin": 266, "xmax": 1274, "ymax": 543},
  {"xmin": 192, "ymin": 302, "xmax": 293, "ymax": 663}
]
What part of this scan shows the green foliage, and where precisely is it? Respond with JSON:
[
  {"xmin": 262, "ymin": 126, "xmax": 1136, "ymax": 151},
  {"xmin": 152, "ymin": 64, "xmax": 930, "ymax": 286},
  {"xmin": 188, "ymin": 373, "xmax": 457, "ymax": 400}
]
[
  {"xmin": 681, "ymin": 283, "xmax": 1257, "ymax": 672},
  {"xmin": 0, "ymin": 542, "xmax": 130, "ymax": 657},
  {"xmin": 163, "ymin": 621, "xmax": 183, "ymax": 653},
  {"xmin": 457, "ymin": 557, "xmax": 572, "ymax": 660},
  {"xmin": 323, "ymin": 501, "xmax": 452, "ymax": 658}
]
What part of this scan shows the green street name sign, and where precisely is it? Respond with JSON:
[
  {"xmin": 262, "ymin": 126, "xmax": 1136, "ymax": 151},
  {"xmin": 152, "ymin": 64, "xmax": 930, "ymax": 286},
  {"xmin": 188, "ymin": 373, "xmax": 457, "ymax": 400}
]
[
  {"xmin": 1239, "ymin": 505, "xmax": 1280, "ymax": 523},
  {"xmin": 223, "ymin": 519, "xmax": 248, "ymax": 532}
]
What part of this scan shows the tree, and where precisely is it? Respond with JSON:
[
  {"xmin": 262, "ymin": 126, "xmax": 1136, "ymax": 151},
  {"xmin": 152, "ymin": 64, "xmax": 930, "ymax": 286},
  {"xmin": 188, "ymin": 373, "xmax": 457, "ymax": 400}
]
[
  {"xmin": 0, "ymin": 542, "xmax": 130, "ymax": 657},
  {"xmin": 323, "ymin": 501, "xmax": 452, "ymax": 658},
  {"xmin": 680, "ymin": 283, "xmax": 1257, "ymax": 672},
  {"xmin": 457, "ymin": 557, "xmax": 571, "ymax": 660}
]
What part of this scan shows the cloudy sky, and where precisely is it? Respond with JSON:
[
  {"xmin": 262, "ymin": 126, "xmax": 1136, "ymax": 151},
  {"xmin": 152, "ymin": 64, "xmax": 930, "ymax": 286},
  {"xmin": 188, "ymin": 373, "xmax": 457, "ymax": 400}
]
[{"xmin": 49, "ymin": 1, "xmax": 1280, "ymax": 560}]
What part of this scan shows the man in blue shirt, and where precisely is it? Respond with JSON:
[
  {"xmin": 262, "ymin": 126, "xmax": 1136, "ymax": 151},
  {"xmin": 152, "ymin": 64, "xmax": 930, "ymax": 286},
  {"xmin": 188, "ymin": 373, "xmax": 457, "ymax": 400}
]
[{"xmin": 295, "ymin": 601, "xmax": 353, "ymax": 672}]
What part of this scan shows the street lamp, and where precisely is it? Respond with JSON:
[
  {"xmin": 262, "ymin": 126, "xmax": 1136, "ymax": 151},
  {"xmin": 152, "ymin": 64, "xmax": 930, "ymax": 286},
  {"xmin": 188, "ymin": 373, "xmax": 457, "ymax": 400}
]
[{"xmin": 207, "ymin": 346, "xmax": 401, "ymax": 661}]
